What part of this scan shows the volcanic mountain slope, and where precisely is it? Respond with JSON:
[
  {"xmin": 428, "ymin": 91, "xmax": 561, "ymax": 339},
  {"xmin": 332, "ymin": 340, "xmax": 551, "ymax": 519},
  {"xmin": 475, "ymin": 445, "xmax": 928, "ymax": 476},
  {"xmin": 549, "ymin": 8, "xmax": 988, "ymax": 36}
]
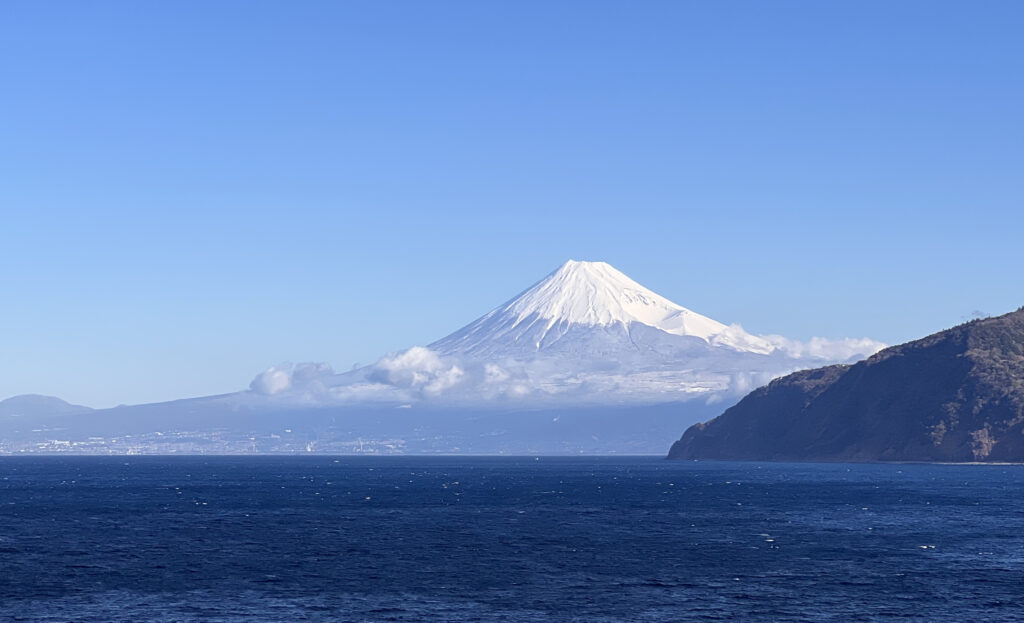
[
  {"xmin": 430, "ymin": 260, "xmax": 775, "ymax": 358},
  {"xmin": 311, "ymin": 260, "xmax": 883, "ymax": 406},
  {"xmin": 668, "ymin": 307, "xmax": 1024, "ymax": 462},
  {"xmin": 0, "ymin": 260, "xmax": 884, "ymax": 454}
]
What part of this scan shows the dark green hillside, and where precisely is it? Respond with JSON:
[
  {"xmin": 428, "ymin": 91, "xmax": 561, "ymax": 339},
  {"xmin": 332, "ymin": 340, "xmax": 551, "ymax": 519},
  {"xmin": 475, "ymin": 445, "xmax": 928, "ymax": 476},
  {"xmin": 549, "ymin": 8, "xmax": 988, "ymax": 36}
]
[{"xmin": 669, "ymin": 308, "xmax": 1024, "ymax": 462}]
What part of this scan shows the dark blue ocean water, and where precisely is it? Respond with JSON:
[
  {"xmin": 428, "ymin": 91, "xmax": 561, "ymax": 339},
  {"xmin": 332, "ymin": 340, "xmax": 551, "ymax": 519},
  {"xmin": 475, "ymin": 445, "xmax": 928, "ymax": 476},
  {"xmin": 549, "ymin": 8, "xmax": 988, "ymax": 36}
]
[{"xmin": 0, "ymin": 457, "xmax": 1022, "ymax": 622}]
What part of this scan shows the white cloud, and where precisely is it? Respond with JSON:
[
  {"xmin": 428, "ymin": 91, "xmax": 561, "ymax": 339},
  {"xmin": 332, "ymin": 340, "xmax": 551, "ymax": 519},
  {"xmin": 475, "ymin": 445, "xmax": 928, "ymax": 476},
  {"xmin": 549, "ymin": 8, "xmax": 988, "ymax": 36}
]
[
  {"xmin": 423, "ymin": 364, "xmax": 465, "ymax": 396},
  {"xmin": 765, "ymin": 335, "xmax": 886, "ymax": 362},
  {"xmin": 726, "ymin": 369, "xmax": 785, "ymax": 397},
  {"xmin": 369, "ymin": 346, "xmax": 466, "ymax": 396},
  {"xmin": 484, "ymin": 363, "xmax": 510, "ymax": 384},
  {"xmin": 249, "ymin": 362, "xmax": 336, "ymax": 396},
  {"xmin": 246, "ymin": 333, "xmax": 886, "ymax": 407},
  {"xmin": 291, "ymin": 362, "xmax": 334, "ymax": 385},
  {"xmin": 250, "ymin": 366, "xmax": 292, "ymax": 395}
]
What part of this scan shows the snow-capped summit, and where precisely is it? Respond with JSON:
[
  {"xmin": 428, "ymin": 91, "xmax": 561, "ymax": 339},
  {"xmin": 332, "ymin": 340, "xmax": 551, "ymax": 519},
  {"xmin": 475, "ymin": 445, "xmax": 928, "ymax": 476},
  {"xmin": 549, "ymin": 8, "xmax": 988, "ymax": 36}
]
[
  {"xmin": 503, "ymin": 260, "xmax": 731, "ymax": 337},
  {"xmin": 431, "ymin": 260, "xmax": 774, "ymax": 356}
]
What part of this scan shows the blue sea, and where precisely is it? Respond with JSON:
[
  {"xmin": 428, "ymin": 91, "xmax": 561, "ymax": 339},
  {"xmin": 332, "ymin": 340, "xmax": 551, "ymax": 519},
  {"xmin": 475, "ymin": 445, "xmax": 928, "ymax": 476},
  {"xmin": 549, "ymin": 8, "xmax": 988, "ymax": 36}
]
[{"xmin": 0, "ymin": 457, "xmax": 1022, "ymax": 622}]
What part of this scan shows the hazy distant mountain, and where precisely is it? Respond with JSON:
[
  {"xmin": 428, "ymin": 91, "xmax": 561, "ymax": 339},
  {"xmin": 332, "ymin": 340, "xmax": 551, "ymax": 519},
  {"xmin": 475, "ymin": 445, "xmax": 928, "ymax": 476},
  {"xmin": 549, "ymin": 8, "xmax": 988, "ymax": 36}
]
[
  {"xmin": 669, "ymin": 307, "xmax": 1024, "ymax": 462},
  {"xmin": 0, "ymin": 394, "xmax": 92, "ymax": 418},
  {"xmin": 1, "ymin": 260, "xmax": 883, "ymax": 454}
]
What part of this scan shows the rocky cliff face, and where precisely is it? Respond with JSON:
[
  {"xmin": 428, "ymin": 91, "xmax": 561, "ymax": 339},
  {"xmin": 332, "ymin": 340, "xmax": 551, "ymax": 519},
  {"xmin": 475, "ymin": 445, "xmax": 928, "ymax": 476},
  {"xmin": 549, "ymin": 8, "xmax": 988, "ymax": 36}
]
[{"xmin": 669, "ymin": 308, "xmax": 1024, "ymax": 462}]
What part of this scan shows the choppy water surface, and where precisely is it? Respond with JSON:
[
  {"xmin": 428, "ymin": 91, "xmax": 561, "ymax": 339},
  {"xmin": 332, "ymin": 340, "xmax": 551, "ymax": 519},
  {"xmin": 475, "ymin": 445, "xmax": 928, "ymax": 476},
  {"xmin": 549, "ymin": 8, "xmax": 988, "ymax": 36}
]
[{"xmin": 0, "ymin": 456, "xmax": 1022, "ymax": 622}]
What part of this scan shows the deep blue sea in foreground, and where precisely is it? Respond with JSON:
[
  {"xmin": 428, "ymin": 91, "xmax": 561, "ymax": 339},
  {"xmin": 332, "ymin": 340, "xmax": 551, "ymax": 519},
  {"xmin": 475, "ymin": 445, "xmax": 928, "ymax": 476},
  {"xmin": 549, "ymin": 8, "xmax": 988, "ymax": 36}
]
[{"xmin": 1, "ymin": 457, "xmax": 1023, "ymax": 622}]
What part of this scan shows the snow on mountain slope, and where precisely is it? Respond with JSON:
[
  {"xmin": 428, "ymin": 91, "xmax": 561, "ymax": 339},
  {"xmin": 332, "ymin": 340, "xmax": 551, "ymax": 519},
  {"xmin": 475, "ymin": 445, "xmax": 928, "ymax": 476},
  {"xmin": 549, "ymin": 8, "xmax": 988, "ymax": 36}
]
[
  {"xmin": 247, "ymin": 260, "xmax": 886, "ymax": 407},
  {"xmin": 431, "ymin": 260, "xmax": 775, "ymax": 356}
]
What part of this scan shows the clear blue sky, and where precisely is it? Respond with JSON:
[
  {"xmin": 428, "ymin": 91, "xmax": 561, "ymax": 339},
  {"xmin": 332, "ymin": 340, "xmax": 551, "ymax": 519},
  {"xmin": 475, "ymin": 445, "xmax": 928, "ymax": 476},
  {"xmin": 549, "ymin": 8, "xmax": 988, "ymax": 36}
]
[{"xmin": 2, "ymin": 1, "xmax": 1022, "ymax": 407}]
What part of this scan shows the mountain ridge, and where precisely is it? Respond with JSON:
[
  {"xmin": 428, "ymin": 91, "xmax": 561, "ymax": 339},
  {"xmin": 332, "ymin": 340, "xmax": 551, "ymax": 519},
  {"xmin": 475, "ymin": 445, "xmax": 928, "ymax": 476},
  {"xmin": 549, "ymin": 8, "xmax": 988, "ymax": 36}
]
[
  {"xmin": 668, "ymin": 307, "xmax": 1024, "ymax": 462},
  {"xmin": 0, "ymin": 394, "xmax": 93, "ymax": 418}
]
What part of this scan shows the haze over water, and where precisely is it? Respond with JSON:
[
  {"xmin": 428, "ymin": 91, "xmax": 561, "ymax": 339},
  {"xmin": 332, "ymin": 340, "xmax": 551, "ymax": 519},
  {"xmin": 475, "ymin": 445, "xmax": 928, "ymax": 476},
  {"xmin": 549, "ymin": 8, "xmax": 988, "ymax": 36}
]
[{"xmin": 2, "ymin": 456, "xmax": 1021, "ymax": 622}]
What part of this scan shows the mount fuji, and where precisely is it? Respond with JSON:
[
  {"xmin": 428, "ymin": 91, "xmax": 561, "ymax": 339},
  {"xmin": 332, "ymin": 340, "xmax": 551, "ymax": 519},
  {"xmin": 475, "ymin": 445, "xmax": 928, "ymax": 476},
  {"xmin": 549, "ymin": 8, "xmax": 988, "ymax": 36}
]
[
  {"xmin": 1, "ymin": 260, "xmax": 884, "ymax": 454},
  {"xmin": 248, "ymin": 260, "xmax": 883, "ymax": 407},
  {"xmin": 432, "ymin": 259, "xmax": 776, "ymax": 357}
]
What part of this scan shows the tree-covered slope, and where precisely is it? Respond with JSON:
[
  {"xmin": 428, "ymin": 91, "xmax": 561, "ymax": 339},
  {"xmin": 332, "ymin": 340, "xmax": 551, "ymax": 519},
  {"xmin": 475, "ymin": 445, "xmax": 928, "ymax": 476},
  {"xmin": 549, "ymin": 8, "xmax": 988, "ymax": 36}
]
[{"xmin": 669, "ymin": 308, "xmax": 1024, "ymax": 462}]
